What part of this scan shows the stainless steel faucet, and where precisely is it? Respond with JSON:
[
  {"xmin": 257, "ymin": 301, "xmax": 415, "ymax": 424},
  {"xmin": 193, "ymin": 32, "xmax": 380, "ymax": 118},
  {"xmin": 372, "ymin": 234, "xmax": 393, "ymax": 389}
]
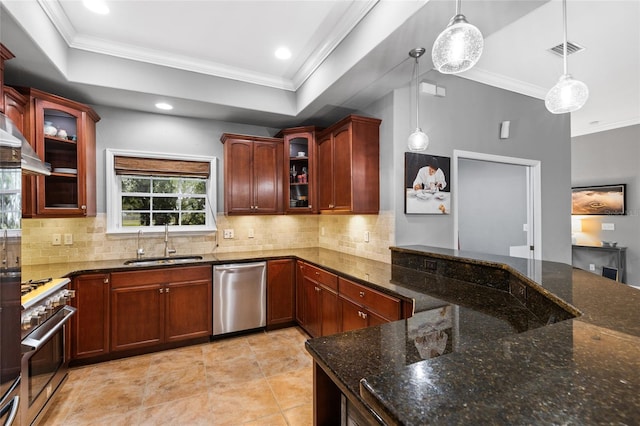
[
  {"xmin": 136, "ymin": 230, "xmax": 145, "ymax": 259},
  {"xmin": 164, "ymin": 223, "xmax": 176, "ymax": 257}
]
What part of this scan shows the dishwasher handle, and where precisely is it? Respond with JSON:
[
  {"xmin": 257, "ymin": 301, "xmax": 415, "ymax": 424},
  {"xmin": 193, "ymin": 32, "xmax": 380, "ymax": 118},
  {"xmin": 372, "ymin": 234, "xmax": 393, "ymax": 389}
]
[{"xmin": 214, "ymin": 262, "xmax": 266, "ymax": 272}]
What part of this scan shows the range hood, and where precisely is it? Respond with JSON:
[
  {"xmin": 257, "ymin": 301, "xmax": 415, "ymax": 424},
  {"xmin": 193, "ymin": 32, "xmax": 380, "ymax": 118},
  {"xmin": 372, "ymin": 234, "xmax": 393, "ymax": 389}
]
[{"xmin": 0, "ymin": 112, "xmax": 51, "ymax": 176}]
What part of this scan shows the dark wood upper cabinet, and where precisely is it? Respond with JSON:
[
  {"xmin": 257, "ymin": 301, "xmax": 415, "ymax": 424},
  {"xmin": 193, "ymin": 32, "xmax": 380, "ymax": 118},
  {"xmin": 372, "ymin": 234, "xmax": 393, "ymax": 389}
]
[
  {"xmin": 277, "ymin": 126, "xmax": 319, "ymax": 214},
  {"xmin": 0, "ymin": 43, "xmax": 15, "ymax": 114},
  {"xmin": 18, "ymin": 87, "xmax": 100, "ymax": 218},
  {"xmin": 221, "ymin": 133, "xmax": 283, "ymax": 215},
  {"xmin": 316, "ymin": 115, "xmax": 381, "ymax": 214}
]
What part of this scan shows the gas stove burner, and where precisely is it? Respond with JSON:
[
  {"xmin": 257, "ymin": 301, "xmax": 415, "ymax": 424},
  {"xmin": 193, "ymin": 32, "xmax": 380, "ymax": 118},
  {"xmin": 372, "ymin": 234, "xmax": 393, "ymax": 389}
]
[{"xmin": 20, "ymin": 278, "xmax": 53, "ymax": 295}]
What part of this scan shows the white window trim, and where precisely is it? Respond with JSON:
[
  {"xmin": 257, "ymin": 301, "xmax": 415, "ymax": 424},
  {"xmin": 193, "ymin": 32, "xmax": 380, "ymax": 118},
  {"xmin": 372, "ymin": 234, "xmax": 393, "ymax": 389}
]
[{"xmin": 106, "ymin": 148, "xmax": 217, "ymax": 234}]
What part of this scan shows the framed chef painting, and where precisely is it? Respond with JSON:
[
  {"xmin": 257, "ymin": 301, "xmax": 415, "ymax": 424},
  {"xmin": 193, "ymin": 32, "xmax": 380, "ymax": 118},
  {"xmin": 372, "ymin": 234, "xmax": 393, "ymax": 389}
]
[{"xmin": 405, "ymin": 152, "xmax": 451, "ymax": 214}]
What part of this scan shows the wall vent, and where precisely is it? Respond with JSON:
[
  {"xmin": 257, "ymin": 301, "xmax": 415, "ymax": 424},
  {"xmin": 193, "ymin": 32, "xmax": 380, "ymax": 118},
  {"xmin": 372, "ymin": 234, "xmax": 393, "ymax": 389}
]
[{"xmin": 549, "ymin": 41, "xmax": 585, "ymax": 57}]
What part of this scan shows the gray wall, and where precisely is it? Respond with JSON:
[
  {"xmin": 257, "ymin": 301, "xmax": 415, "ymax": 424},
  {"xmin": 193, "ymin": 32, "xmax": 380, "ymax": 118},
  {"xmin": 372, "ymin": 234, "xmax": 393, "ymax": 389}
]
[
  {"xmin": 458, "ymin": 159, "xmax": 528, "ymax": 256},
  {"xmin": 572, "ymin": 124, "xmax": 640, "ymax": 285},
  {"xmin": 375, "ymin": 70, "xmax": 572, "ymax": 263},
  {"xmin": 93, "ymin": 105, "xmax": 277, "ymax": 212}
]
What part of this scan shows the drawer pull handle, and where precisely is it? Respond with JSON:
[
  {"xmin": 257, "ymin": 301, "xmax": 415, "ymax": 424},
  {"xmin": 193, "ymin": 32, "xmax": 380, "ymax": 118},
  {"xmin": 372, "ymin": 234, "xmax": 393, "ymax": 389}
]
[
  {"xmin": 359, "ymin": 291, "xmax": 365, "ymax": 298},
  {"xmin": 358, "ymin": 311, "xmax": 367, "ymax": 319}
]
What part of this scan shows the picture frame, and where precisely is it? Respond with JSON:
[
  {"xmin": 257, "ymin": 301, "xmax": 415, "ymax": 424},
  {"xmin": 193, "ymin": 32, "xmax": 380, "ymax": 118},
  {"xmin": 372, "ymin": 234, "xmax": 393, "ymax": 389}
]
[
  {"xmin": 405, "ymin": 152, "xmax": 451, "ymax": 214},
  {"xmin": 571, "ymin": 184, "xmax": 626, "ymax": 215}
]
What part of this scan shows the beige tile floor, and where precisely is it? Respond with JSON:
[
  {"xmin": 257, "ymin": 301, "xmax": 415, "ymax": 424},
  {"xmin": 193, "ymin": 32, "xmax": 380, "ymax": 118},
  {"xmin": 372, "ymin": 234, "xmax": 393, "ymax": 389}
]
[{"xmin": 41, "ymin": 327, "xmax": 314, "ymax": 425}]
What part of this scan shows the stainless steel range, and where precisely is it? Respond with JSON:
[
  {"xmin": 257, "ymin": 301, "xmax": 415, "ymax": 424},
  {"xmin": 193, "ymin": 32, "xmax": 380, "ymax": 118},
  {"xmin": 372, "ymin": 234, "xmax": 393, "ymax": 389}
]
[{"xmin": 20, "ymin": 279, "xmax": 75, "ymax": 425}]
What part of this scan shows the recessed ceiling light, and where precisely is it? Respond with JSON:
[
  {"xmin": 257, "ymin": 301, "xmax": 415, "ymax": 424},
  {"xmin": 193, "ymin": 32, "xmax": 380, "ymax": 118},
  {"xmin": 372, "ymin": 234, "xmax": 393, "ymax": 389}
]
[
  {"xmin": 274, "ymin": 47, "xmax": 292, "ymax": 60},
  {"xmin": 155, "ymin": 102, "xmax": 173, "ymax": 111},
  {"xmin": 82, "ymin": 0, "xmax": 109, "ymax": 15}
]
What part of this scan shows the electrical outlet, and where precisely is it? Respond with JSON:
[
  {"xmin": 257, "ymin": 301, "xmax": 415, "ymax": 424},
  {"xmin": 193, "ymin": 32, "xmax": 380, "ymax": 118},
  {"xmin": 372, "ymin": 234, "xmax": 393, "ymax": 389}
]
[
  {"xmin": 589, "ymin": 264, "xmax": 596, "ymax": 271},
  {"xmin": 601, "ymin": 223, "xmax": 615, "ymax": 231},
  {"xmin": 52, "ymin": 234, "xmax": 61, "ymax": 246},
  {"xmin": 223, "ymin": 229, "xmax": 234, "ymax": 239},
  {"xmin": 364, "ymin": 231, "xmax": 370, "ymax": 243},
  {"xmin": 321, "ymin": 227, "xmax": 325, "ymax": 236},
  {"xmin": 63, "ymin": 233, "xmax": 73, "ymax": 245}
]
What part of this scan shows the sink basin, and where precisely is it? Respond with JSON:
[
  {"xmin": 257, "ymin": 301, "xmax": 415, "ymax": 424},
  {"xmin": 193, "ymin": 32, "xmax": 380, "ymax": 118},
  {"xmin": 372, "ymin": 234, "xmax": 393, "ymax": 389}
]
[{"xmin": 123, "ymin": 255, "xmax": 204, "ymax": 266}]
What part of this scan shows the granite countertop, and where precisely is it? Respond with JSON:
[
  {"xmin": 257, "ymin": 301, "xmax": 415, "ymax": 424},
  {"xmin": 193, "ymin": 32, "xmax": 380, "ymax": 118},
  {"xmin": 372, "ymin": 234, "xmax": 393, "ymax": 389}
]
[
  {"xmin": 306, "ymin": 245, "xmax": 640, "ymax": 425},
  {"xmin": 21, "ymin": 247, "xmax": 428, "ymax": 308}
]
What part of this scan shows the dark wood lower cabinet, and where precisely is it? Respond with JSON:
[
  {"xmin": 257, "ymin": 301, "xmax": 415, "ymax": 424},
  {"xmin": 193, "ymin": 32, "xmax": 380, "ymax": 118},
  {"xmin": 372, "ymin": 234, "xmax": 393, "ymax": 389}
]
[
  {"xmin": 71, "ymin": 273, "xmax": 110, "ymax": 359},
  {"xmin": 302, "ymin": 275, "xmax": 338, "ymax": 338},
  {"xmin": 267, "ymin": 259, "xmax": 295, "ymax": 328},
  {"xmin": 110, "ymin": 266, "xmax": 212, "ymax": 353}
]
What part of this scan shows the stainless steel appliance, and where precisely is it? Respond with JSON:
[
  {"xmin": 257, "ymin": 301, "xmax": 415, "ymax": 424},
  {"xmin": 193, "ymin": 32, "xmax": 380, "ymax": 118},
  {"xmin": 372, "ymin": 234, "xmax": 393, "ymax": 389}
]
[
  {"xmin": 1, "ymin": 112, "xmax": 53, "ymax": 425},
  {"xmin": 213, "ymin": 262, "xmax": 266, "ymax": 336},
  {"xmin": 20, "ymin": 280, "xmax": 75, "ymax": 426}
]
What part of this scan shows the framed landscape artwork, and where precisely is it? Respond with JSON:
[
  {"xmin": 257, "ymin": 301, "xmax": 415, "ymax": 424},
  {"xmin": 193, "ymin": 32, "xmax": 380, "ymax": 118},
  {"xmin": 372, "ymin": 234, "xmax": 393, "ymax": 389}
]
[
  {"xmin": 571, "ymin": 184, "xmax": 626, "ymax": 215},
  {"xmin": 405, "ymin": 152, "xmax": 451, "ymax": 214}
]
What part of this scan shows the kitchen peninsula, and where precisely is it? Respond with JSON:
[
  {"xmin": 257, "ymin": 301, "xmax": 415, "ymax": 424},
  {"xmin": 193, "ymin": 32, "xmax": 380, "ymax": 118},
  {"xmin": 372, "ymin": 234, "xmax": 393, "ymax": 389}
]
[
  {"xmin": 21, "ymin": 246, "xmax": 640, "ymax": 424},
  {"xmin": 307, "ymin": 246, "xmax": 640, "ymax": 425}
]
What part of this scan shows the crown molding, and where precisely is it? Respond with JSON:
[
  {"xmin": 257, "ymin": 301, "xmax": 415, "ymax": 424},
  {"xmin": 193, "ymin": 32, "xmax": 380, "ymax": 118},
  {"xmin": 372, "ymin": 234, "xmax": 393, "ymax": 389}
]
[
  {"xmin": 458, "ymin": 66, "xmax": 549, "ymax": 100},
  {"xmin": 36, "ymin": 0, "xmax": 377, "ymax": 92},
  {"xmin": 572, "ymin": 117, "xmax": 640, "ymax": 138}
]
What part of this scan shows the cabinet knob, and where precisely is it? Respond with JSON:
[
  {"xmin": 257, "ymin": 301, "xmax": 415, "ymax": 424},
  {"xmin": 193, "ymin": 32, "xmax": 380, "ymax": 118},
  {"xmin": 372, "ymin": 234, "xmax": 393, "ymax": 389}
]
[
  {"xmin": 358, "ymin": 311, "xmax": 367, "ymax": 319},
  {"xmin": 359, "ymin": 291, "xmax": 365, "ymax": 298},
  {"xmin": 315, "ymin": 271, "xmax": 319, "ymax": 276},
  {"xmin": 166, "ymin": 287, "xmax": 170, "ymax": 293},
  {"xmin": 329, "ymin": 204, "xmax": 334, "ymax": 208},
  {"xmin": 315, "ymin": 286, "xmax": 320, "ymax": 292},
  {"xmin": 103, "ymin": 278, "xmax": 109, "ymax": 284},
  {"xmin": 81, "ymin": 205, "xmax": 87, "ymax": 210},
  {"xmin": 159, "ymin": 288, "xmax": 164, "ymax": 293}
]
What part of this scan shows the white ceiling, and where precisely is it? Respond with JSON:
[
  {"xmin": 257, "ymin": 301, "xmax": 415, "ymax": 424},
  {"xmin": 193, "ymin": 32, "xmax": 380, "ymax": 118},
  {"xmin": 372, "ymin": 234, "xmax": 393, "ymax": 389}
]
[{"xmin": 1, "ymin": 0, "xmax": 638, "ymax": 136}]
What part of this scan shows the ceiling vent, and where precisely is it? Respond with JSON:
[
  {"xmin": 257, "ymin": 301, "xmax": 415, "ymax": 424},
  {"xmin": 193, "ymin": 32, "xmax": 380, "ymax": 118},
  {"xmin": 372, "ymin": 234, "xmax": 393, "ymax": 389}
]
[{"xmin": 549, "ymin": 41, "xmax": 585, "ymax": 57}]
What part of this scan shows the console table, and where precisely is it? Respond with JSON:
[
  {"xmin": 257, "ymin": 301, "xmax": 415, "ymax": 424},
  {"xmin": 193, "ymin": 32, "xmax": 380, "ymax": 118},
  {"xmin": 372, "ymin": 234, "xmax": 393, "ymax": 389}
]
[{"xmin": 571, "ymin": 245, "xmax": 627, "ymax": 283}]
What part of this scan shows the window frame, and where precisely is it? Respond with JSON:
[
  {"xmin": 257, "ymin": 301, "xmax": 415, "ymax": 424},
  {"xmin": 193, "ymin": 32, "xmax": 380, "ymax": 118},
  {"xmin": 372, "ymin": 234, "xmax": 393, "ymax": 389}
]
[{"xmin": 106, "ymin": 149, "xmax": 217, "ymax": 234}]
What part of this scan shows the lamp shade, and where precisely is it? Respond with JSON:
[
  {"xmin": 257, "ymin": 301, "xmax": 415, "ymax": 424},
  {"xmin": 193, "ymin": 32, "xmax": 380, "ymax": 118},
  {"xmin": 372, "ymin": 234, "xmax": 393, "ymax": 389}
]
[
  {"xmin": 408, "ymin": 129, "xmax": 429, "ymax": 151},
  {"xmin": 545, "ymin": 74, "xmax": 589, "ymax": 114},
  {"xmin": 432, "ymin": 15, "xmax": 484, "ymax": 74}
]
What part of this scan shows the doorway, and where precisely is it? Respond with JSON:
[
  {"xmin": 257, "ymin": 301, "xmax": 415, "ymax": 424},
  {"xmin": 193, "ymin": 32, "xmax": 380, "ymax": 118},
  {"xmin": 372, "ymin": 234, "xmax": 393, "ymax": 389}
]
[{"xmin": 453, "ymin": 150, "xmax": 541, "ymax": 260}]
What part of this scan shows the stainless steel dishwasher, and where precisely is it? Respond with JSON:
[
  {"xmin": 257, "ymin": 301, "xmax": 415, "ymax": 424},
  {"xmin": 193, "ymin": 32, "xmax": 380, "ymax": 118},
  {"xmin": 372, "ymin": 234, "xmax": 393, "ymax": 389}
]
[{"xmin": 213, "ymin": 262, "xmax": 266, "ymax": 336}]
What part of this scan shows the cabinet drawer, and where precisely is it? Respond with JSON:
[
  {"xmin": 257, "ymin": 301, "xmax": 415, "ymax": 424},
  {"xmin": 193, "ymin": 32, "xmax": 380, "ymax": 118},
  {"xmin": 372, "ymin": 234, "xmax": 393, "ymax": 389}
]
[
  {"xmin": 303, "ymin": 263, "xmax": 338, "ymax": 291},
  {"xmin": 111, "ymin": 265, "xmax": 211, "ymax": 288},
  {"xmin": 338, "ymin": 277, "xmax": 400, "ymax": 321}
]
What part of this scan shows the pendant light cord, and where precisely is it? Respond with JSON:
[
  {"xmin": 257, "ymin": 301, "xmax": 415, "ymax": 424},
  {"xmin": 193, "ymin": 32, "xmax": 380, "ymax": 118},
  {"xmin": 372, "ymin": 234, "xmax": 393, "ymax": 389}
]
[
  {"xmin": 563, "ymin": 0, "xmax": 568, "ymax": 75},
  {"xmin": 456, "ymin": 0, "xmax": 461, "ymax": 15},
  {"xmin": 414, "ymin": 57, "xmax": 420, "ymax": 129}
]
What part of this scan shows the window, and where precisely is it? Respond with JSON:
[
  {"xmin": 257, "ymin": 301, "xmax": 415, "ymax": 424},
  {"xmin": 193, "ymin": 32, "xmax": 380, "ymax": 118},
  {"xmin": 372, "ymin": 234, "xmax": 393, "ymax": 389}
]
[{"xmin": 106, "ymin": 149, "xmax": 216, "ymax": 234}]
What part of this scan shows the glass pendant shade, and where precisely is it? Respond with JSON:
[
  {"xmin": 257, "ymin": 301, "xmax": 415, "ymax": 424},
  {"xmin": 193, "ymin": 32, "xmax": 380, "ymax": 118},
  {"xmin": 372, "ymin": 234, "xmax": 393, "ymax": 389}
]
[
  {"xmin": 432, "ymin": 14, "xmax": 484, "ymax": 74},
  {"xmin": 545, "ymin": 74, "xmax": 589, "ymax": 114},
  {"xmin": 408, "ymin": 128, "xmax": 429, "ymax": 151}
]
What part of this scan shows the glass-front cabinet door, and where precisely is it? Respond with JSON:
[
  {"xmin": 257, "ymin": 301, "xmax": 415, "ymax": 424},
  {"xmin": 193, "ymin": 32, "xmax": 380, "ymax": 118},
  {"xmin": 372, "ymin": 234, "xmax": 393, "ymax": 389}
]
[
  {"xmin": 35, "ymin": 99, "xmax": 86, "ymax": 216},
  {"xmin": 280, "ymin": 127, "xmax": 317, "ymax": 214}
]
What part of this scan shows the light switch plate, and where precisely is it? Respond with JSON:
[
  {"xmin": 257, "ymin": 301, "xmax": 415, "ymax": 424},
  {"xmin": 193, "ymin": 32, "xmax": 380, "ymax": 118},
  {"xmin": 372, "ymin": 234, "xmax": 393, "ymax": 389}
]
[
  {"xmin": 63, "ymin": 233, "xmax": 73, "ymax": 245},
  {"xmin": 601, "ymin": 223, "xmax": 615, "ymax": 231}
]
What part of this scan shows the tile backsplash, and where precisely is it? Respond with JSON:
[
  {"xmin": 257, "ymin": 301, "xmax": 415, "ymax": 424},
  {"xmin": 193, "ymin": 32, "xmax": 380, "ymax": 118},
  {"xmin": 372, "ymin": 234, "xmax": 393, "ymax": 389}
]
[{"xmin": 22, "ymin": 211, "xmax": 394, "ymax": 266}]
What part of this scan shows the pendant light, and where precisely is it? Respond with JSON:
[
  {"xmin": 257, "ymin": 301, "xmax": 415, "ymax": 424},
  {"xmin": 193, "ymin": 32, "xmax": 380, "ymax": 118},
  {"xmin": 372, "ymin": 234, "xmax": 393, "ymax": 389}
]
[
  {"xmin": 432, "ymin": 0, "xmax": 484, "ymax": 74},
  {"xmin": 545, "ymin": 0, "xmax": 588, "ymax": 114},
  {"xmin": 407, "ymin": 48, "xmax": 429, "ymax": 151}
]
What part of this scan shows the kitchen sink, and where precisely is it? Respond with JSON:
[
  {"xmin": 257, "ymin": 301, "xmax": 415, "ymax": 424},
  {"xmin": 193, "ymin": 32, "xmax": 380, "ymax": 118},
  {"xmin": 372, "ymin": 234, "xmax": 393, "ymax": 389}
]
[{"xmin": 123, "ymin": 255, "xmax": 204, "ymax": 266}]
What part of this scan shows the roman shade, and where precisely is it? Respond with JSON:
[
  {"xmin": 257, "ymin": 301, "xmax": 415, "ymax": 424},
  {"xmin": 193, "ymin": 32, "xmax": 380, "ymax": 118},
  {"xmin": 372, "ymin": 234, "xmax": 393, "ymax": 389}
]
[{"xmin": 114, "ymin": 155, "xmax": 210, "ymax": 178}]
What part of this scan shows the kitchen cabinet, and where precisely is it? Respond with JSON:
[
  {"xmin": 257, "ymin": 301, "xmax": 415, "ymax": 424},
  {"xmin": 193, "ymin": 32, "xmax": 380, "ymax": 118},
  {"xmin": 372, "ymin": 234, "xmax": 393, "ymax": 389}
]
[
  {"xmin": 338, "ymin": 277, "xmax": 401, "ymax": 332},
  {"xmin": 70, "ymin": 273, "xmax": 110, "ymax": 360},
  {"xmin": 277, "ymin": 126, "xmax": 318, "ymax": 214},
  {"xmin": 220, "ymin": 133, "xmax": 283, "ymax": 215},
  {"xmin": 18, "ymin": 87, "xmax": 100, "ymax": 218},
  {"xmin": 300, "ymin": 262, "xmax": 338, "ymax": 338},
  {"xmin": 295, "ymin": 260, "xmax": 305, "ymax": 325},
  {"xmin": 110, "ymin": 266, "xmax": 211, "ymax": 352},
  {"xmin": 0, "ymin": 43, "xmax": 14, "ymax": 113},
  {"xmin": 267, "ymin": 259, "xmax": 295, "ymax": 328},
  {"xmin": 316, "ymin": 115, "xmax": 381, "ymax": 214}
]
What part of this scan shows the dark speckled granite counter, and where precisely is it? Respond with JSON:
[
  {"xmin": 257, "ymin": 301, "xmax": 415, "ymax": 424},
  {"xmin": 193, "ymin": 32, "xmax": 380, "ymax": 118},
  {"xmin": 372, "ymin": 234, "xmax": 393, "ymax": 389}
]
[{"xmin": 306, "ymin": 245, "xmax": 640, "ymax": 425}]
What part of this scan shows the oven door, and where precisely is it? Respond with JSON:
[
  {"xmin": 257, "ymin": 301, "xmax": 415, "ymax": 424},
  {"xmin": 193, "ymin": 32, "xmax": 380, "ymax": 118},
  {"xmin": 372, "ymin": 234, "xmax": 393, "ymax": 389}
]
[{"xmin": 21, "ymin": 305, "xmax": 75, "ymax": 425}]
